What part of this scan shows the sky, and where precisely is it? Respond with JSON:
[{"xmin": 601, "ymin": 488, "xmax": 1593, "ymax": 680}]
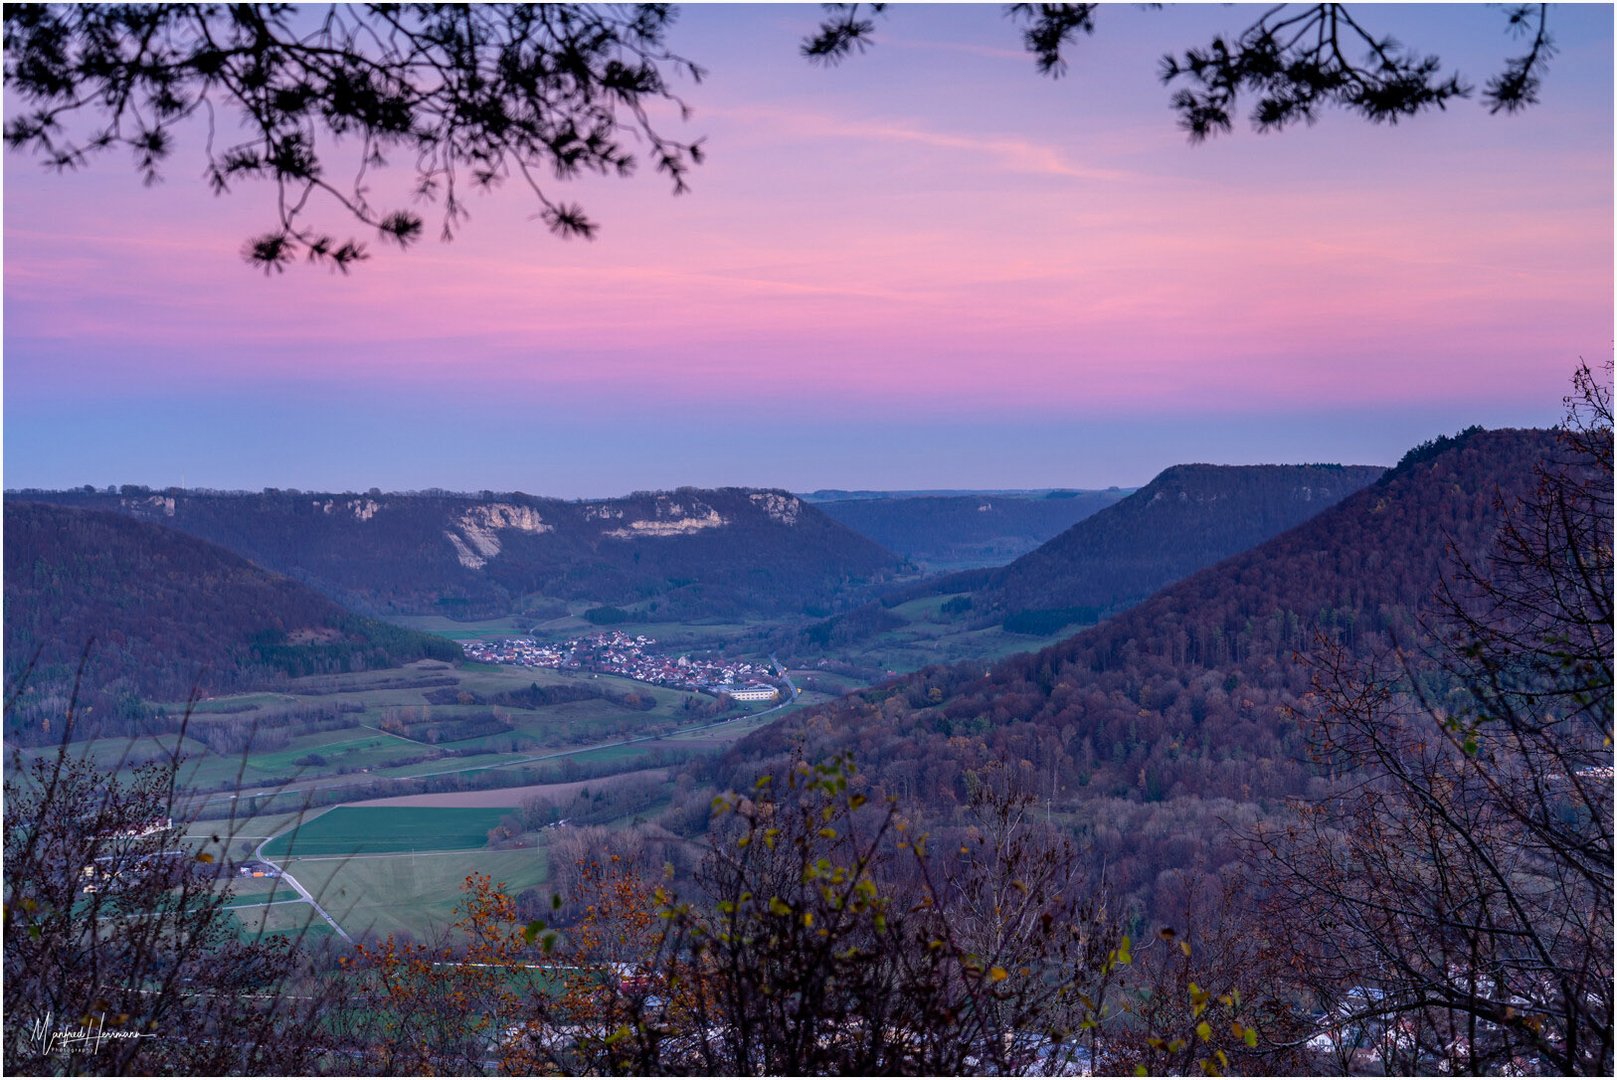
[{"xmin": 4, "ymin": 3, "xmax": 1612, "ymax": 497}]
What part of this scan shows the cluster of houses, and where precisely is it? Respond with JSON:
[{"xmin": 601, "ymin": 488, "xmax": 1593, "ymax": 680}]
[
  {"xmin": 462, "ymin": 631, "xmax": 780, "ymax": 702},
  {"xmin": 79, "ymin": 817, "xmax": 182, "ymax": 893},
  {"xmin": 80, "ymin": 848, "xmax": 189, "ymax": 893},
  {"xmin": 1306, "ymin": 982, "xmax": 1561, "ymax": 1075}
]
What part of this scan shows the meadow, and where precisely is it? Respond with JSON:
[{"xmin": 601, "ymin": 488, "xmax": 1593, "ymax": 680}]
[
  {"xmin": 261, "ymin": 806, "xmax": 513, "ymax": 858},
  {"xmin": 345, "ymin": 768, "xmax": 669, "ymax": 808},
  {"xmin": 390, "ymin": 612, "xmax": 756, "ymax": 652},
  {"xmin": 282, "ymin": 848, "xmax": 552, "ymax": 940},
  {"xmin": 226, "ymin": 903, "xmax": 339, "ymax": 944},
  {"xmin": 829, "ymin": 592, "xmax": 1080, "ymax": 675}
]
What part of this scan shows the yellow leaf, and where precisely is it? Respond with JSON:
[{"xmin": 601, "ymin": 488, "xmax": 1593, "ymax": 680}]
[
  {"xmin": 1196, "ymin": 1020, "xmax": 1212, "ymax": 1042},
  {"xmin": 989, "ymin": 966, "xmax": 1009, "ymax": 982}
]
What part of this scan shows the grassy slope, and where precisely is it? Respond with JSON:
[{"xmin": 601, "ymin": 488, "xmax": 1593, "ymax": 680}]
[
  {"xmin": 282, "ymin": 848, "xmax": 552, "ymax": 940},
  {"xmin": 261, "ymin": 806, "xmax": 514, "ymax": 858}
]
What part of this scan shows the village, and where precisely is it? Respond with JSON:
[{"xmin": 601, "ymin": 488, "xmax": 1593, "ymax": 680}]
[{"xmin": 460, "ymin": 631, "xmax": 781, "ymax": 702}]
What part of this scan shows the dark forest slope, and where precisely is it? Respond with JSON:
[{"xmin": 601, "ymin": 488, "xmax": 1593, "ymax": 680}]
[
  {"xmin": 14, "ymin": 488, "xmax": 901, "ymax": 619},
  {"xmin": 3, "ymin": 501, "xmax": 459, "ymax": 742},
  {"xmin": 706, "ymin": 429, "xmax": 1563, "ymax": 915},
  {"xmin": 976, "ymin": 463, "xmax": 1386, "ymax": 629},
  {"xmin": 815, "ymin": 490, "xmax": 1128, "ymax": 569}
]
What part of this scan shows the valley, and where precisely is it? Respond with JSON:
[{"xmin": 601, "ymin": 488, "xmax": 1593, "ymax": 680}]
[
  {"xmin": 13, "ymin": 568, "xmax": 1087, "ymax": 944},
  {"xmin": 0, "ymin": 458, "xmax": 1456, "ymax": 852},
  {"xmin": 6, "ymin": 473, "xmax": 1319, "ymax": 943},
  {"xmin": 7, "ymin": 422, "xmax": 1610, "ymax": 1077}
]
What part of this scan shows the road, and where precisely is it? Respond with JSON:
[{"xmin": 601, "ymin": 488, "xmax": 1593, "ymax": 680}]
[
  {"xmin": 251, "ymin": 843, "xmax": 354, "ymax": 945},
  {"xmin": 770, "ymin": 654, "xmax": 800, "ymax": 703},
  {"xmin": 237, "ymin": 665, "xmax": 808, "ymax": 945}
]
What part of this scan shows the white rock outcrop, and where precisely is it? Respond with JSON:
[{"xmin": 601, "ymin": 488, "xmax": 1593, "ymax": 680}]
[
  {"xmin": 603, "ymin": 498, "xmax": 727, "ymax": 539},
  {"xmin": 444, "ymin": 503, "xmax": 553, "ymax": 569},
  {"xmin": 604, "ymin": 509, "xmax": 726, "ymax": 538},
  {"xmin": 749, "ymin": 492, "xmax": 802, "ymax": 526},
  {"xmin": 121, "ymin": 495, "xmax": 176, "ymax": 517}
]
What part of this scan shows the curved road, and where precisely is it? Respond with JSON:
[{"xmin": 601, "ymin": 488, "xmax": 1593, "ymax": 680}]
[{"xmin": 250, "ymin": 842, "xmax": 354, "ymax": 944}]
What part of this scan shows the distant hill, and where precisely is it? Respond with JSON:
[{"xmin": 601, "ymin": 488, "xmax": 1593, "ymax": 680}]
[
  {"xmin": 13, "ymin": 487, "xmax": 901, "ymax": 620},
  {"xmin": 800, "ymin": 488, "xmax": 1124, "ymax": 502},
  {"xmin": 3, "ymin": 501, "xmax": 459, "ymax": 743},
  {"xmin": 705, "ymin": 429, "xmax": 1565, "ymax": 916},
  {"xmin": 974, "ymin": 463, "xmax": 1387, "ymax": 631},
  {"xmin": 814, "ymin": 490, "xmax": 1130, "ymax": 570}
]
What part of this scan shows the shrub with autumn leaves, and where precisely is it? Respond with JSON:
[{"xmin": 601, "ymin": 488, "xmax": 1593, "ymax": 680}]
[{"xmin": 344, "ymin": 754, "xmax": 1295, "ymax": 1075}]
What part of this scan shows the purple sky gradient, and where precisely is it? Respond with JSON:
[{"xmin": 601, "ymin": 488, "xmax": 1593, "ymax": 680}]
[{"xmin": 4, "ymin": 4, "xmax": 1612, "ymax": 496}]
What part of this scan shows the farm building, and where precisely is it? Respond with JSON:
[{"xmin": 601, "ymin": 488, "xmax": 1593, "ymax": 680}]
[{"xmin": 236, "ymin": 860, "xmax": 280, "ymax": 878}]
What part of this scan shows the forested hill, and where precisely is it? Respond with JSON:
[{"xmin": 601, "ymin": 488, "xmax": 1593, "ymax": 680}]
[
  {"xmin": 974, "ymin": 463, "xmax": 1386, "ymax": 630},
  {"xmin": 3, "ymin": 501, "xmax": 459, "ymax": 742},
  {"xmin": 704, "ymin": 429, "xmax": 1563, "ymax": 916},
  {"xmin": 814, "ymin": 490, "xmax": 1129, "ymax": 570},
  {"xmin": 12, "ymin": 488, "xmax": 901, "ymax": 619}
]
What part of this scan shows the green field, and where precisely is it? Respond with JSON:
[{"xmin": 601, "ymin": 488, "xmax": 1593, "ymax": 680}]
[
  {"xmin": 220, "ymin": 874, "xmax": 298, "ymax": 903},
  {"xmin": 829, "ymin": 614, "xmax": 1078, "ymax": 676},
  {"xmin": 17, "ymin": 733, "xmax": 209, "ymax": 775},
  {"xmin": 190, "ymin": 692, "xmax": 302, "ymax": 714},
  {"xmin": 286, "ymin": 848, "xmax": 551, "ymax": 939},
  {"xmin": 392, "ymin": 611, "xmax": 760, "ymax": 652},
  {"xmin": 556, "ymin": 743, "xmax": 661, "ymax": 769},
  {"xmin": 227, "ymin": 902, "xmax": 337, "ymax": 943},
  {"xmin": 664, "ymin": 710, "xmax": 779, "ymax": 744},
  {"xmin": 888, "ymin": 594, "xmax": 959, "ymax": 621},
  {"xmin": 385, "ymin": 614, "xmax": 537, "ymax": 640},
  {"xmin": 261, "ymin": 806, "xmax": 513, "ymax": 858}
]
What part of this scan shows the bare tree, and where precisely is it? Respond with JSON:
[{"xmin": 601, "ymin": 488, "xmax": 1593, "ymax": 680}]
[
  {"xmin": 3, "ymin": 688, "xmax": 336, "ymax": 1075},
  {"xmin": 1258, "ymin": 363, "xmax": 1613, "ymax": 1075}
]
